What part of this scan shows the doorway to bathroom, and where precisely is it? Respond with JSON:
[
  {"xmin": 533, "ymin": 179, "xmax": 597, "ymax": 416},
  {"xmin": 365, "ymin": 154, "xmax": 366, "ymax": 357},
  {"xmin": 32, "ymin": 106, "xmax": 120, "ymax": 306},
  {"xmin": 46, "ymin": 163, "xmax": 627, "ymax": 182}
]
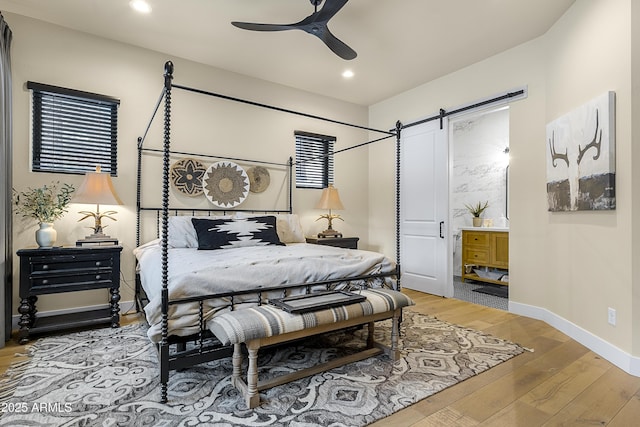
[
  {"xmin": 398, "ymin": 87, "xmax": 524, "ymax": 306},
  {"xmin": 450, "ymin": 106, "xmax": 510, "ymax": 310}
]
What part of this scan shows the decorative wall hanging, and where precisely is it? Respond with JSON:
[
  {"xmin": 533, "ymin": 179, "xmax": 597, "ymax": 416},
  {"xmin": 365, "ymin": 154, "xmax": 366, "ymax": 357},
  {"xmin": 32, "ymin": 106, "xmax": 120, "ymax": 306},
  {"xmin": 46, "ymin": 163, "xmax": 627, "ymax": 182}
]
[
  {"xmin": 246, "ymin": 166, "xmax": 271, "ymax": 193},
  {"xmin": 170, "ymin": 158, "xmax": 207, "ymax": 197},
  {"xmin": 546, "ymin": 91, "xmax": 616, "ymax": 211},
  {"xmin": 203, "ymin": 161, "xmax": 249, "ymax": 208}
]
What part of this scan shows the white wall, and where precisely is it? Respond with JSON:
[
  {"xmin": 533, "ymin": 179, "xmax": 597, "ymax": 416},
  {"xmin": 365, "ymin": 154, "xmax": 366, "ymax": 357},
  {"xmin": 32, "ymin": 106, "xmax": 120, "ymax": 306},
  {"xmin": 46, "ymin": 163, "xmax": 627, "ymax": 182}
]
[
  {"xmin": 632, "ymin": 0, "xmax": 640, "ymax": 358},
  {"xmin": 370, "ymin": 0, "xmax": 637, "ymax": 358},
  {"xmin": 541, "ymin": 0, "xmax": 632, "ymax": 349},
  {"xmin": 7, "ymin": 13, "xmax": 369, "ymax": 315}
]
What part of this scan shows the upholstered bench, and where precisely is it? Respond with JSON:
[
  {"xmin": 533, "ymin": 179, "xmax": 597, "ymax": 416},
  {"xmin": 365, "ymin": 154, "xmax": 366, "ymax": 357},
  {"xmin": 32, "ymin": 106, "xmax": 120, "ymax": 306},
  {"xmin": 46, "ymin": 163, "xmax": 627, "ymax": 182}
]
[{"xmin": 209, "ymin": 288, "xmax": 414, "ymax": 408}]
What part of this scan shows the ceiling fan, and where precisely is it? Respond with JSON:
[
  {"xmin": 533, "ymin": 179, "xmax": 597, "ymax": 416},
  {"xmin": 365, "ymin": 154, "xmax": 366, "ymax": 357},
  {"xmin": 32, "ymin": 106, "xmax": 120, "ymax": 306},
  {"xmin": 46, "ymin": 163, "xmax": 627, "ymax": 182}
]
[{"xmin": 231, "ymin": 0, "xmax": 357, "ymax": 60}]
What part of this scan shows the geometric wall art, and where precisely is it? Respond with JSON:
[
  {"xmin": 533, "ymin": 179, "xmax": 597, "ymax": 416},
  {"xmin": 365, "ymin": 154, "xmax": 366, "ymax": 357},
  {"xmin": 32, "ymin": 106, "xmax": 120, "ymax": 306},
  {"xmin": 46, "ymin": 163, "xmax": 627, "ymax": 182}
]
[{"xmin": 546, "ymin": 91, "xmax": 616, "ymax": 211}]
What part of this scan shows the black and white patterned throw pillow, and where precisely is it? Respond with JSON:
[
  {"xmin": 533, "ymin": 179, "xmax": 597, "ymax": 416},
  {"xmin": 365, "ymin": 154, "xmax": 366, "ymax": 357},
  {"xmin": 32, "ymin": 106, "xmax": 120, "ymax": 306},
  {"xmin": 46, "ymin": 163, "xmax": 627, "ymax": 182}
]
[{"xmin": 191, "ymin": 216, "xmax": 285, "ymax": 250}]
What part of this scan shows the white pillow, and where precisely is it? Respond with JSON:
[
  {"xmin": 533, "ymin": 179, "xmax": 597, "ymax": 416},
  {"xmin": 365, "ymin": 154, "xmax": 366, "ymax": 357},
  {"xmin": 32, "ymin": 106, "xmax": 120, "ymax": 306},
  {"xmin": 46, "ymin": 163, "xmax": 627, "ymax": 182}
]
[
  {"xmin": 167, "ymin": 215, "xmax": 232, "ymax": 248},
  {"xmin": 234, "ymin": 213, "xmax": 305, "ymax": 243},
  {"xmin": 275, "ymin": 214, "xmax": 306, "ymax": 243}
]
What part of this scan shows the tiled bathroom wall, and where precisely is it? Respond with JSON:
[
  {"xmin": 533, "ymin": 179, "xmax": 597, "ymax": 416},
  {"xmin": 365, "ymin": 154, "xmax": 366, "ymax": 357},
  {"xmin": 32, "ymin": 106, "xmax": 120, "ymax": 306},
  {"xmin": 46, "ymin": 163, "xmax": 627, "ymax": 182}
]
[{"xmin": 451, "ymin": 107, "xmax": 509, "ymax": 275}]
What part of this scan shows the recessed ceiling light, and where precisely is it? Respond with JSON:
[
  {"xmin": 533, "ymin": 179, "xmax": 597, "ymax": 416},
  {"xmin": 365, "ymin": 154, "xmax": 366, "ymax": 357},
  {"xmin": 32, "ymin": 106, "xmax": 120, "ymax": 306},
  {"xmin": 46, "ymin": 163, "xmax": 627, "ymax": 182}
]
[
  {"xmin": 342, "ymin": 70, "xmax": 354, "ymax": 79},
  {"xmin": 130, "ymin": 0, "xmax": 152, "ymax": 14}
]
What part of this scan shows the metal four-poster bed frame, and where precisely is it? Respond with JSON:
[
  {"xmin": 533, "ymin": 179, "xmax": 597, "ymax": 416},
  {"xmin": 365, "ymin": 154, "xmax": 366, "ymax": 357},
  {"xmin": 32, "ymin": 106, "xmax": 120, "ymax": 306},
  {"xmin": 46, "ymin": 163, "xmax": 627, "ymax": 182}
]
[{"xmin": 135, "ymin": 61, "xmax": 403, "ymax": 402}]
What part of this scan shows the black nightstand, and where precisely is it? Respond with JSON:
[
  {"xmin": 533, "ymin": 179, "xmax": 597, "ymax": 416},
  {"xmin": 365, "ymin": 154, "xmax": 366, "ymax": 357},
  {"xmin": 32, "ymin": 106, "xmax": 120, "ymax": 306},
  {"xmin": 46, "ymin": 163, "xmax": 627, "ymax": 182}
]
[
  {"xmin": 306, "ymin": 236, "xmax": 359, "ymax": 249},
  {"xmin": 16, "ymin": 245, "xmax": 123, "ymax": 344}
]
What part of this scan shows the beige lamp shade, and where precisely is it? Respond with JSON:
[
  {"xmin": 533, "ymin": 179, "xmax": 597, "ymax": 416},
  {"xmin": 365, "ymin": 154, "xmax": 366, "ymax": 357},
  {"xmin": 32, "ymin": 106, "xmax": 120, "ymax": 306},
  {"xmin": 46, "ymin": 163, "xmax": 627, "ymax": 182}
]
[
  {"xmin": 72, "ymin": 166, "xmax": 123, "ymax": 245},
  {"xmin": 72, "ymin": 166, "xmax": 123, "ymax": 206},
  {"xmin": 315, "ymin": 184, "xmax": 344, "ymax": 210}
]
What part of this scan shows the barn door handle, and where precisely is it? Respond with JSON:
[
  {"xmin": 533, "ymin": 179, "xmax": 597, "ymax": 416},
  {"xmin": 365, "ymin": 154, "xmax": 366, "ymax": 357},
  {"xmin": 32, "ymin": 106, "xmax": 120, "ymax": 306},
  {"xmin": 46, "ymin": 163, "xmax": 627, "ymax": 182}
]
[{"xmin": 439, "ymin": 221, "xmax": 445, "ymax": 239}]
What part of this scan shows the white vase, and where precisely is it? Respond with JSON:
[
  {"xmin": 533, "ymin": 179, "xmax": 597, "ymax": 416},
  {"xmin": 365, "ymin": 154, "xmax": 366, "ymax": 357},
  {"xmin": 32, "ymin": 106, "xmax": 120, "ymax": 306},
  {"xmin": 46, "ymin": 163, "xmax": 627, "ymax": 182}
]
[{"xmin": 35, "ymin": 222, "xmax": 57, "ymax": 248}]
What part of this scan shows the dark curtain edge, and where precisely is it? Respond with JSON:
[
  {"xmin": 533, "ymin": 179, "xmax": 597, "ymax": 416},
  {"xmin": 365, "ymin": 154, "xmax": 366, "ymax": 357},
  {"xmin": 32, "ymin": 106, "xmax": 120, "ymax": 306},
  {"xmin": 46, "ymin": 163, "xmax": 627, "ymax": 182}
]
[{"xmin": 1, "ymin": 12, "xmax": 13, "ymax": 344}]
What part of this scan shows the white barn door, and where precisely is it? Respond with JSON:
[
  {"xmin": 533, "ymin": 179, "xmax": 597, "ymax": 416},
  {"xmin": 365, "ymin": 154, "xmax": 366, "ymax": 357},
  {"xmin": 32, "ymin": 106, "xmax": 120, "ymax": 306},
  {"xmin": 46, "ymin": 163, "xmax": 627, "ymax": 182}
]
[{"xmin": 400, "ymin": 119, "xmax": 450, "ymax": 296}]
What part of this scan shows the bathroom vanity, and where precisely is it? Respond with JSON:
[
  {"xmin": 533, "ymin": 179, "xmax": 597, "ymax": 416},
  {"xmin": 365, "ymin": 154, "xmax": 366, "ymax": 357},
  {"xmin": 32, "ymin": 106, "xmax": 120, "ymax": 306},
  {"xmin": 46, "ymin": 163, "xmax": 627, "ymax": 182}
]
[{"xmin": 461, "ymin": 227, "xmax": 509, "ymax": 285}]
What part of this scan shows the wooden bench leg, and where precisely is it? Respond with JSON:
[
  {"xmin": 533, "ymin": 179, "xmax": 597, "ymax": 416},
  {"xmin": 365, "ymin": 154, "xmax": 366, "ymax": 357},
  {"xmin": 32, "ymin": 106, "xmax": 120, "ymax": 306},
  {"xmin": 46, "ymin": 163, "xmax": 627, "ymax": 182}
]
[
  {"xmin": 246, "ymin": 341, "xmax": 261, "ymax": 409},
  {"xmin": 230, "ymin": 342, "xmax": 261, "ymax": 409},
  {"xmin": 389, "ymin": 309, "xmax": 401, "ymax": 361},
  {"xmin": 367, "ymin": 321, "xmax": 375, "ymax": 347},
  {"xmin": 232, "ymin": 343, "xmax": 242, "ymax": 381}
]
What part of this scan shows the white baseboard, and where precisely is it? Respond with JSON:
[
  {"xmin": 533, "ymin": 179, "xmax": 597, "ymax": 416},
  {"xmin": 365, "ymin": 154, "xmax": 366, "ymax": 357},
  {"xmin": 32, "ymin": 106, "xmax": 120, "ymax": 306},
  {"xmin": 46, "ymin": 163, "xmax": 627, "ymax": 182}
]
[
  {"xmin": 509, "ymin": 301, "xmax": 640, "ymax": 377},
  {"xmin": 11, "ymin": 300, "xmax": 138, "ymax": 330}
]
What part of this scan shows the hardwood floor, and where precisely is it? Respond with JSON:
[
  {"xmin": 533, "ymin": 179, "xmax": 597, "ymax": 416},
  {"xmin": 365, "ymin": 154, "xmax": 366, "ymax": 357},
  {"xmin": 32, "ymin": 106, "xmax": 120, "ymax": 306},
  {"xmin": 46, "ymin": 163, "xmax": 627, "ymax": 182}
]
[
  {"xmin": 371, "ymin": 290, "xmax": 640, "ymax": 427},
  {"xmin": 1, "ymin": 291, "xmax": 639, "ymax": 426}
]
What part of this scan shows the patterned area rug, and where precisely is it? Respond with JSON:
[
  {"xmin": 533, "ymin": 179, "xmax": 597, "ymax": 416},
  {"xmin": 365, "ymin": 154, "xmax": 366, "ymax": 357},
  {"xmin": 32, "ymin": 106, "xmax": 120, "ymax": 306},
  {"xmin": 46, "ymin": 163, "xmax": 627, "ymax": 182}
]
[{"xmin": 0, "ymin": 310, "xmax": 525, "ymax": 426}]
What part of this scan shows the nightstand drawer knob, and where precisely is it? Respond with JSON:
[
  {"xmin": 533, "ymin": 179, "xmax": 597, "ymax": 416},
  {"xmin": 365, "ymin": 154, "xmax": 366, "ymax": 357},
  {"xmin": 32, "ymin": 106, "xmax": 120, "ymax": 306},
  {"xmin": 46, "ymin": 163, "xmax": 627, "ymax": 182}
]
[
  {"xmin": 42, "ymin": 265, "xmax": 49, "ymax": 270},
  {"xmin": 42, "ymin": 279, "xmax": 49, "ymax": 285},
  {"xmin": 95, "ymin": 261, "xmax": 101, "ymax": 266},
  {"xmin": 96, "ymin": 275, "xmax": 101, "ymax": 280}
]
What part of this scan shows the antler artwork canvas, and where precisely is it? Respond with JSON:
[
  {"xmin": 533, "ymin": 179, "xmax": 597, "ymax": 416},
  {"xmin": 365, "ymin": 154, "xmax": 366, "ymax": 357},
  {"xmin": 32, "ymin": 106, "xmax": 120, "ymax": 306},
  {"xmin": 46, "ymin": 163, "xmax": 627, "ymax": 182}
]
[{"xmin": 546, "ymin": 91, "xmax": 616, "ymax": 211}]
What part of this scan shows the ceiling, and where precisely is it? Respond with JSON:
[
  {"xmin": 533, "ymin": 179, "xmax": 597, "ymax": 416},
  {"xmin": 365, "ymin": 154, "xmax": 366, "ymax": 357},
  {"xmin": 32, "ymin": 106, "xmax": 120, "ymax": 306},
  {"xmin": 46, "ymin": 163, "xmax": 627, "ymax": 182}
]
[{"xmin": 0, "ymin": 0, "xmax": 575, "ymax": 106}]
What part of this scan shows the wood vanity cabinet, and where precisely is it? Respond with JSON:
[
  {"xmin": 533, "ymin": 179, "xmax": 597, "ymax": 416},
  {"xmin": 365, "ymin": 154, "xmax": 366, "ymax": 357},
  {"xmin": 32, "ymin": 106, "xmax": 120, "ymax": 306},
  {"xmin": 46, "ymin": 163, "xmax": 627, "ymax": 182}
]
[{"xmin": 461, "ymin": 229, "xmax": 509, "ymax": 285}]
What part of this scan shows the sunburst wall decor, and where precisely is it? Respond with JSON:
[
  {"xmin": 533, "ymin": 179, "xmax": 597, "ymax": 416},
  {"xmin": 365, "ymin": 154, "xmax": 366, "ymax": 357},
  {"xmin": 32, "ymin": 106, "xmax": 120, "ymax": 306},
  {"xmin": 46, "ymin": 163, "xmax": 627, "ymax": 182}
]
[{"xmin": 203, "ymin": 161, "xmax": 249, "ymax": 208}]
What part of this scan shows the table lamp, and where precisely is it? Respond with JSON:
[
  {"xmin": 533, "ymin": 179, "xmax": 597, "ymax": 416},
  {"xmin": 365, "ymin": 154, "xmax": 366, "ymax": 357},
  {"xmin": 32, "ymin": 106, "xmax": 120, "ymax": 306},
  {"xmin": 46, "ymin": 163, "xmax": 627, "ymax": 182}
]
[
  {"xmin": 72, "ymin": 165, "xmax": 123, "ymax": 246},
  {"xmin": 315, "ymin": 184, "xmax": 344, "ymax": 238}
]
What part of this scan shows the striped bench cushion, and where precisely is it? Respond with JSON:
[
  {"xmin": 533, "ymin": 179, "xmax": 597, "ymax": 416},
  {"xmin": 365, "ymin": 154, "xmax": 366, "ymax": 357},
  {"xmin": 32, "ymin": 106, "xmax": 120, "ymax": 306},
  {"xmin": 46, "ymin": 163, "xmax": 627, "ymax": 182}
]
[{"xmin": 209, "ymin": 288, "xmax": 414, "ymax": 346}]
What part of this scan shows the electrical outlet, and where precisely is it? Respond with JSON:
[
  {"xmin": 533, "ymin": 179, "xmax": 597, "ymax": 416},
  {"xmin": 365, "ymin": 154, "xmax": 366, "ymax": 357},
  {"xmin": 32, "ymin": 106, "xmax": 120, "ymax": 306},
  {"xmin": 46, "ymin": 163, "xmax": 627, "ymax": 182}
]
[{"xmin": 608, "ymin": 307, "xmax": 616, "ymax": 326}]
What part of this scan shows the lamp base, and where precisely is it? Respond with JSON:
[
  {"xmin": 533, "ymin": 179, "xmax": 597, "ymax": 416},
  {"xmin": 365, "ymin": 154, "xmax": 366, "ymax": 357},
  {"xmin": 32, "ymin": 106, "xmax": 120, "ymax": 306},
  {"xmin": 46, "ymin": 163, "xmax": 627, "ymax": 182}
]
[
  {"xmin": 318, "ymin": 229, "xmax": 343, "ymax": 238},
  {"xmin": 76, "ymin": 232, "xmax": 119, "ymax": 247}
]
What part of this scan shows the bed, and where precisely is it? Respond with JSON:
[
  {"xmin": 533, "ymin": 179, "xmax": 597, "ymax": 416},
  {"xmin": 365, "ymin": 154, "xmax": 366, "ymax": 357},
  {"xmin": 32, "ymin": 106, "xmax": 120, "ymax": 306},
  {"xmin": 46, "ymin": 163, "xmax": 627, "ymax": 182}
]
[
  {"xmin": 135, "ymin": 61, "xmax": 403, "ymax": 403},
  {"xmin": 134, "ymin": 219, "xmax": 397, "ymax": 343}
]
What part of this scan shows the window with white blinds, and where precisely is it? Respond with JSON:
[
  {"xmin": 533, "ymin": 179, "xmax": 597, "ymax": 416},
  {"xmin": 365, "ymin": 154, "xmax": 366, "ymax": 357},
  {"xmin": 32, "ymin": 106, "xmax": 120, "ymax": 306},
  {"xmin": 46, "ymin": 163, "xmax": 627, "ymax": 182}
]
[
  {"xmin": 28, "ymin": 81, "xmax": 120, "ymax": 176},
  {"xmin": 295, "ymin": 131, "xmax": 335, "ymax": 189}
]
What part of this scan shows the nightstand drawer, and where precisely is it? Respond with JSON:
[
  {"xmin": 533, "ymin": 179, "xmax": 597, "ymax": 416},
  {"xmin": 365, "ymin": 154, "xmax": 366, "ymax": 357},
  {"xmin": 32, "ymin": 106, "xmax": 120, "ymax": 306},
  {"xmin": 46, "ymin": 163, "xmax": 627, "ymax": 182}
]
[
  {"xmin": 29, "ymin": 253, "xmax": 115, "ymax": 273},
  {"xmin": 30, "ymin": 270, "xmax": 115, "ymax": 293}
]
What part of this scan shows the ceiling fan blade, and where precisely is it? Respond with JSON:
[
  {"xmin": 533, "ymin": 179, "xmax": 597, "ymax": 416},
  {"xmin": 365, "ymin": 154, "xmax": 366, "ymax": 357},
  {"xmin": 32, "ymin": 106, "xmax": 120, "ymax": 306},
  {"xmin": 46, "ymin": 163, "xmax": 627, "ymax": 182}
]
[
  {"xmin": 231, "ymin": 0, "xmax": 356, "ymax": 60},
  {"xmin": 317, "ymin": 27, "xmax": 357, "ymax": 60},
  {"xmin": 316, "ymin": 0, "xmax": 350, "ymax": 22},
  {"xmin": 231, "ymin": 21, "xmax": 294, "ymax": 32}
]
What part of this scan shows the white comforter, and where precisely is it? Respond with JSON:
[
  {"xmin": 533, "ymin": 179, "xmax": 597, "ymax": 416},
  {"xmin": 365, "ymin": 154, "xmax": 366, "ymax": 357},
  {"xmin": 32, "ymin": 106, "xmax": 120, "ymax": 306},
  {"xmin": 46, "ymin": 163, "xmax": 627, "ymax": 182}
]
[{"xmin": 134, "ymin": 241, "xmax": 396, "ymax": 342}]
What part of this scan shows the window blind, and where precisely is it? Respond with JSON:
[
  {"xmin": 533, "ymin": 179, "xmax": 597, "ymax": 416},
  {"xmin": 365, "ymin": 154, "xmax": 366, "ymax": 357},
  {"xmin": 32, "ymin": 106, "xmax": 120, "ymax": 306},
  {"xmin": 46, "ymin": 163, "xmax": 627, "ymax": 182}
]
[
  {"xmin": 295, "ymin": 131, "xmax": 335, "ymax": 189},
  {"xmin": 28, "ymin": 81, "xmax": 120, "ymax": 176}
]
